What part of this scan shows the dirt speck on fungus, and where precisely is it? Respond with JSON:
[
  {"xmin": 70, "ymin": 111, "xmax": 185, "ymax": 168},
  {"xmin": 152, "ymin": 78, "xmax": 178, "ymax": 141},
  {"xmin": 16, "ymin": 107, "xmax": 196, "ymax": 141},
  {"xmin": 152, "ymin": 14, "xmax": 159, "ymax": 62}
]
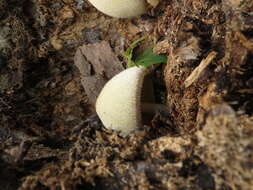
[{"xmin": 0, "ymin": 0, "xmax": 252, "ymax": 190}]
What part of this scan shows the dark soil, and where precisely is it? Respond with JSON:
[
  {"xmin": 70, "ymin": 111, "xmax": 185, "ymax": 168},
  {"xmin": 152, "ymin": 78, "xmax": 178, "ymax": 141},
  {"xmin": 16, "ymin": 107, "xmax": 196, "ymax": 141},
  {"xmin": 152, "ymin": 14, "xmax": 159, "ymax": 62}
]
[{"xmin": 0, "ymin": 0, "xmax": 252, "ymax": 190}]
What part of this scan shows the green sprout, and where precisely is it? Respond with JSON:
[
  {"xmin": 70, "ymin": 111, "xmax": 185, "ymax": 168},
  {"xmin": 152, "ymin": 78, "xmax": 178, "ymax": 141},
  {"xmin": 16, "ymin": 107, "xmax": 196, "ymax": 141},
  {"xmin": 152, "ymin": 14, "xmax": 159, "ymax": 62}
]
[{"xmin": 123, "ymin": 37, "xmax": 167, "ymax": 68}]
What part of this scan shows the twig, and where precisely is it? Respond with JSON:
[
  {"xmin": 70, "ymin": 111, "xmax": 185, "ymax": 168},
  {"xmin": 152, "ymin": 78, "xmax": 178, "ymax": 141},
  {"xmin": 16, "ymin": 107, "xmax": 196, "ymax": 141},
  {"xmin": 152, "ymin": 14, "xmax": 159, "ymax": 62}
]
[{"xmin": 184, "ymin": 51, "xmax": 217, "ymax": 88}]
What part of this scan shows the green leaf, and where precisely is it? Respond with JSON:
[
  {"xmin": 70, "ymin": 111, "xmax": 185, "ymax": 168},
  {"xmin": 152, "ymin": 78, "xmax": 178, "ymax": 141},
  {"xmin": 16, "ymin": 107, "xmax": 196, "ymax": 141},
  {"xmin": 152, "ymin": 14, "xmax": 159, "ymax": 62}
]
[
  {"xmin": 123, "ymin": 37, "xmax": 167, "ymax": 68},
  {"xmin": 135, "ymin": 48, "xmax": 167, "ymax": 67},
  {"xmin": 123, "ymin": 37, "xmax": 145, "ymax": 67},
  {"xmin": 123, "ymin": 37, "xmax": 146, "ymax": 67}
]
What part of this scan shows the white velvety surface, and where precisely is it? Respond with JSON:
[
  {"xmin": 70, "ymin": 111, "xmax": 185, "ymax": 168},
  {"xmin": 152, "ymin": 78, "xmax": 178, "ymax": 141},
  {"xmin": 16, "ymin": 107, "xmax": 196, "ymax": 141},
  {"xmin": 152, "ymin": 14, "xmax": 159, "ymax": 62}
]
[
  {"xmin": 88, "ymin": 0, "xmax": 147, "ymax": 18},
  {"xmin": 96, "ymin": 66, "xmax": 146, "ymax": 136}
]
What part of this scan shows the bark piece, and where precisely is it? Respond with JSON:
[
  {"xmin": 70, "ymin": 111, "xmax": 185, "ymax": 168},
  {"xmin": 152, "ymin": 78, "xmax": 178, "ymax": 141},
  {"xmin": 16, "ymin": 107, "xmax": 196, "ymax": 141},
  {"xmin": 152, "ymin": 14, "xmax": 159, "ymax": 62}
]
[{"xmin": 74, "ymin": 41, "xmax": 124, "ymax": 103}]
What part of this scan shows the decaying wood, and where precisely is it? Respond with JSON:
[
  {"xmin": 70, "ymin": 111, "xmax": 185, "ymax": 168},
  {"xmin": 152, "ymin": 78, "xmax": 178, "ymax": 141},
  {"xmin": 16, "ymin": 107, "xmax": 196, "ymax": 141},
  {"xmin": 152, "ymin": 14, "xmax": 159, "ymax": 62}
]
[
  {"xmin": 184, "ymin": 51, "xmax": 217, "ymax": 88},
  {"xmin": 74, "ymin": 41, "xmax": 124, "ymax": 104},
  {"xmin": 236, "ymin": 32, "xmax": 253, "ymax": 53}
]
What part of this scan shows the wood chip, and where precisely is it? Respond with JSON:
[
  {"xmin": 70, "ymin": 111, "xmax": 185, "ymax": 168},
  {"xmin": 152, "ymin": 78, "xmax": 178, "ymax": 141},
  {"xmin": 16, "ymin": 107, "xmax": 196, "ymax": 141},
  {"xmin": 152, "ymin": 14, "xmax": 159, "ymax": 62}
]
[
  {"xmin": 236, "ymin": 31, "xmax": 253, "ymax": 53},
  {"xmin": 238, "ymin": 89, "xmax": 253, "ymax": 94},
  {"xmin": 184, "ymin": 51, "xmax": 217, "ymax": 88},
  {"xmin": 74, "ymin": 41, "xmax": 124, "ymax": 104},
  {"xmin": 147, "ymin": 0, "xmax": 160, "ymax": 7}
]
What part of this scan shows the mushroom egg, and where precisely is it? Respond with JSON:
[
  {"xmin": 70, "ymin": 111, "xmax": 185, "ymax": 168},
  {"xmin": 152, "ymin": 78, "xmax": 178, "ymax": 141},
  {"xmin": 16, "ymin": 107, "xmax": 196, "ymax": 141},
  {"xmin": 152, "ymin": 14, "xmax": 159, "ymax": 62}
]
[{"xmin": 88, "ymin": 0, "xmax": 148, "ymax": 18}]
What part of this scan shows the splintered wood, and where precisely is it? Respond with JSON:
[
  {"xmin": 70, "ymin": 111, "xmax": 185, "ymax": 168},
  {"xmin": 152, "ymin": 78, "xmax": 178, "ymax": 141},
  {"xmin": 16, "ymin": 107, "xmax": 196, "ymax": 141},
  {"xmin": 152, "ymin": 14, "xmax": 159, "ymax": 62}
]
[
  {"xmin": 236, "ymin": 32, "xmax": 253, "ymax": 53},
  {"xmin": 184, "ymin": 51, "xmax": 217, "ymax": 88}
]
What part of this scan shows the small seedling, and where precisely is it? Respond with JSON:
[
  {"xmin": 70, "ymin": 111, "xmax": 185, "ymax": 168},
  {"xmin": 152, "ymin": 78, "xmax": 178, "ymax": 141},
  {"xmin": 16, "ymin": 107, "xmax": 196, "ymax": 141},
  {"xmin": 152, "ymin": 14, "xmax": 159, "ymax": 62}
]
[{"xmin": 123, "ymin": 37, "xmax": 167, "ymax": 68}]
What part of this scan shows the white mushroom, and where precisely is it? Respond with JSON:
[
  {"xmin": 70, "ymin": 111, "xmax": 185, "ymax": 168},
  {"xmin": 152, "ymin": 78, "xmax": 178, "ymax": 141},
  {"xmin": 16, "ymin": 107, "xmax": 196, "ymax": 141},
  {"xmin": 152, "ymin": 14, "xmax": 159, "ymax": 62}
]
[
  {"xmin": 87, "ymin": 0, "xmax": 148, "ymax": 18},
  {"xmin": 95, "ymin": 66, "xmax": 167, "ymax": 136}
]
